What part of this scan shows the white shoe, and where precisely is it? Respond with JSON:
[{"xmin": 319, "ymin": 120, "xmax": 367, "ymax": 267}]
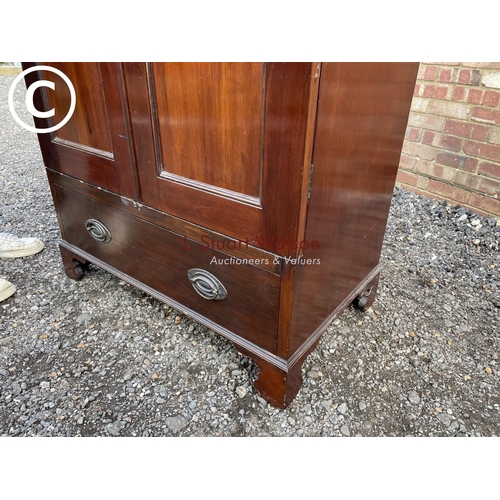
[
  {"xmin": 0, "ymin": 278, "xmax": 16, "ymax": 302},
  {"xmin": 0, "ymin": 233, "xmax": 44, "ymax": 258}
]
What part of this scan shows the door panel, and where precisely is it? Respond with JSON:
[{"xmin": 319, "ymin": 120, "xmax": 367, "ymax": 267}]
[
  {"xmin": 24, "ymin": 62, "xmax": 137, "ymax": 198},
  {"xmin": 125, "ymin": 62, "xmax": 313, "ymax": 255},
  {"xmin": 46, "ymin": 62, "xmax": 114, "ymax": 155},
  {"xmin": 153, "ymin": 62, "xmax": 263, "ymax": 201}
]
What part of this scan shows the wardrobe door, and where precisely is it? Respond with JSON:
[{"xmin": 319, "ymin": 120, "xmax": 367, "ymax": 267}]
[
  {"xmin": 24, "ymin": 62, "xmax": 137, "ymax": 199},
  {"xmin": 124, "ymin": 62, "xmax": 313, "ymax": 255}
]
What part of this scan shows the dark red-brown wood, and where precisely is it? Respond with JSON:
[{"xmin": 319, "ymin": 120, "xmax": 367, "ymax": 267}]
[
  {"xmin": 45, "ymin": 62, "xmax": 114, "ymax": 154},
  {"xmin": 152, "ymin": 62, "xmax": 263, "ymax": 198},
  {"xmin": 24, "ymin": 62, "xmax": 137, "ymax": 199},
  {"xmin": 59, "ymin": 244, "xmax": 88, "ymax": 280},
  {"xmin": 288, "ymin": 62, "xmax": 419, "ymax": 355}
]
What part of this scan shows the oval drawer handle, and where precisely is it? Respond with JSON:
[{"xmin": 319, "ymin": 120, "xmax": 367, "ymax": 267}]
[
  {"xmin": 187, "ymin": 268, "xmax": 227, "ymax": 301},
  {"xmin": 85, "ymin": 219, "xmax": 112, "ymax": 243}
]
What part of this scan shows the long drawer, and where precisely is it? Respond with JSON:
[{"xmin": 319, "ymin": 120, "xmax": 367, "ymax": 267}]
[{"xmin": 53, "ymin": 184, "xmax": 281, "ymax": 353}]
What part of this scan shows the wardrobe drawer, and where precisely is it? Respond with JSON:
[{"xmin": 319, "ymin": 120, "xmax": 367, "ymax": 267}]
[{"xmin": 53, "ymin": 184, "xmax": 281, "ymax": 353}]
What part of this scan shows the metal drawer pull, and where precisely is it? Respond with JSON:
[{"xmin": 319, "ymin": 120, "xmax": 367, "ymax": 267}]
[
  {"xmin": 85, "ymin": 219, "xmax": 112, "ymax": 243},
  {"xmin": 187, "ymin": 268, "xmax": 227, "ymax": 300}
]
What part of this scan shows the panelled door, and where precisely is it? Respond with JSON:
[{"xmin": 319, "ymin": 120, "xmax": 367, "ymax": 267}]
[
  {"xmin": 24, "ymin": 62, "xmax": 137, "ymax": 199},
  {"xmin": 123, "ymin": 62, "xmax": 314, "ymax": 255}
]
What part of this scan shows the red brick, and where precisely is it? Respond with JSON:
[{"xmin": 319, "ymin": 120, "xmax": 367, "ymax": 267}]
[
  {"xmin": 423, "ymin": 85, "xmax": 448, "ymax": 99},
  {"xmin": 423, "ymin": 66, "xmax": 438, "ymax": 81},
  {"xmin": 482, "ymin": 90, "xmax": 500, "ymax": 107},
  {"xmin": 471, "ymin": 125, "xmax": 488, "ymax": 141},
  {"xmin": 453, "ymin": 87, "xmax": 466, "ymax": 101},
  {"xmin": 416, "ymin": 160, "xmax": 456, "ymax": 182},
  {"xmin": 467, "ymin": 88, "xmax": 483, "ymax": 104},
  {"xmin": 464, "ymin": 140, "xmax": 500, "ymax": 162},
  {"xmin": 471, "ymin": 70, "xmax": 481, "ymax": 86},
  {"xmin": 458, "ymin": 69, "xmax": 471, "ymax": 84},
  {"xmin": 444, "ymin": 120, "xmax": 472, "ymax": 138},
  {"xmin": 402, "ymin": 142, "xmax": 437, "ymax": 161},
  {"xmin": 421, "ymin": 85, "xmax": 435, "ymax": 98},
  {"xmin": 396, "ymin": 170, "xmax": 429, "ymax": 190},
  {"xmin": 463, "ymin": 62, "xmax": 500, "ymax": 69},
  {"xmin": 428, "ymin": 100, "xmax": 471, "ymax": 120},
  {"xmin": 455, "ymin": 172, "xmax": 499, "ymax": 197},
  {"xmin": 471, "ymin": 107, "xmax": 500, "ymax": 125},
  {"xmin": 427, "ymin": 179, "xmax": 470, "ymax": 203},
  {"xmin": 436, "ymin": 86, "xmax": 449, "ymax": 99},
  {"xmin": 411, "ymin": 97, "xmax": 430, "ymax": 113},
  {"xmin": 422, "ymin": 131, "xmax": 435, "ymax": 145},
  {"xmin": 430, "ymin": 164, "xmax": 447, "ymax": 180},
  {"xmin": 414, "ymin": 83, "xmax": 421, "ymax": 96},
  {"xmin": 397, "ymin": 169, "xmax": 417, "ymax": 186},
  {"xmin": 399, "ymin": 153, "xmax": 417, "ymax": 171},
  {"xmin": 436, "ymin": 153, "xmax": 478, "ymax": 172},
  {"xmin": 436, "ymin": 152, "xmax": 462, "ymax": 168},
  {"xmin": 407, "ymin": 113, "xmax": 445, "ymax": 132},
  {"xmin": 439, "ymin": 134, "xmax": 462, "ymax": 152},
  {"xmin": 406, "ymin": 128, "xmax": 421, "ymax": 141},
  {"xmin": 479, "ymin": 176, "xmax": 500, "ymax": 196},
  {"xmin": 462, "ymin": 157, "xmax": 479, "ymax": 173},
  {"xmin": 467, "ymin": 192, "xmax": 500, "ymax": 216},
  {"xmin": 439, "ymin": 68, "xmax": 452, "ymax": 82},
  {"xmin": 490, "ymin": 128, "xmax": 500, "ymax": 146},
  {"xmin": 455, "ymin": 171, "xmax": 481, "ymax": 191},
  {"xmin": 478, "ymin": 161, "xmax": 500, "ymax": 180}
]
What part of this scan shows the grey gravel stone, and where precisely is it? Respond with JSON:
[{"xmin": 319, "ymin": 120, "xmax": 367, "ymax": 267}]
[
  {"xmin": 337, "ymin": 403, "xmax": 348, "ymax": 414},
  {"xmin": 340, "ymin": 425, "xmax": 350, "ymax": 436},
  {"xmin": 76, "ymin": 314, "xmax": 91, "ymax": 324},
  {"xmin": 155, "ymin": 385, "xmax": 168, "ymax": 398},
  {"xmin": 106, "ymin": 421, "xmax": 126, "ymax": 436},
  {"xmin": 321, "ymin": 400, "xmax": 332, "ymax": 411},
  {"xmin": 436, "ymin": 413, "xmax": 452, "ymax": 427},
  {"xmin": 235, "ymin": 386, "xmax": 248, "ymax": 399},
  {"xmin": 165, "ymin": 416, "xmax": 189, "ymax": 433},
  {"xmin": 408, "ymin": 391, "xmax": 421, "ymax": 405}
]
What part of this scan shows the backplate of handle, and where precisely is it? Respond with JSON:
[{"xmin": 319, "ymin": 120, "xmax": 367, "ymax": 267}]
[
  {"xmin": 187, "ymin": 268, "xmax": 227, "ymax": 300},
  {"xmin": 85, "ymin": 219, "xmax": 112, "ymax": 243}
]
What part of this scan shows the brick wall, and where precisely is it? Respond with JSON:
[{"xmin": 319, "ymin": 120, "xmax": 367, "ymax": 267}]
[{"xmin": 397, "ymin": 62, "xmax": 500, "ymax": 217}]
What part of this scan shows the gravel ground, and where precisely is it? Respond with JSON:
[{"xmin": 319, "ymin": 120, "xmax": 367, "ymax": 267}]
[{"xmin": 1, "ymin": 73, "xmax": 499, "ymax": 437}]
